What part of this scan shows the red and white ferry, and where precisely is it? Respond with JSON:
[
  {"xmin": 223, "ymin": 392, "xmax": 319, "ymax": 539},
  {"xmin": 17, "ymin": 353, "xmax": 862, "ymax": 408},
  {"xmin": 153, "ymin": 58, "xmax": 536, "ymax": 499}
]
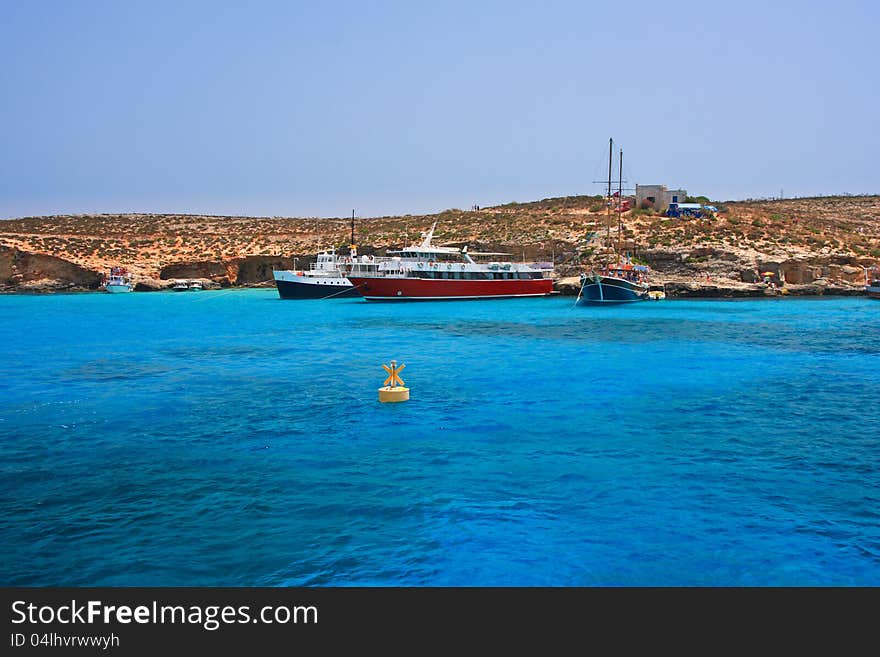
[{"xmin": 347, "ymin": 223, "xmax": 555, "ymax": 301}]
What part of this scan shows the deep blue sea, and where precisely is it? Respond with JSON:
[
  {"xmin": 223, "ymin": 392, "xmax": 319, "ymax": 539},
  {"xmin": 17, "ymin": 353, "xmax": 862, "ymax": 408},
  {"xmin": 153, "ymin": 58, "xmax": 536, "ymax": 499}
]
[{"xmin": 1, "ymin": 291, "xmax": 878, "ymax": 586}]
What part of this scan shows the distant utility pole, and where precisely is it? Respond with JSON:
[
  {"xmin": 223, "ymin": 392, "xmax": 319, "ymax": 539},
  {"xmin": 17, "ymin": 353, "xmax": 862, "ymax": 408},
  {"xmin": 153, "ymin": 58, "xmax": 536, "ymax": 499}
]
[{"xmin": 780, "ymin": 188, "xmax": 784, "ymax": 200}]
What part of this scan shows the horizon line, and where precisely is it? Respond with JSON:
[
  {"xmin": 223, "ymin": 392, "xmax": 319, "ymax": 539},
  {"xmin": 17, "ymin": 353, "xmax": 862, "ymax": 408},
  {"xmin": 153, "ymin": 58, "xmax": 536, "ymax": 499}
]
[{"xmin": 3, "ymin": 191, "xmax": 879, "ymax": 222}]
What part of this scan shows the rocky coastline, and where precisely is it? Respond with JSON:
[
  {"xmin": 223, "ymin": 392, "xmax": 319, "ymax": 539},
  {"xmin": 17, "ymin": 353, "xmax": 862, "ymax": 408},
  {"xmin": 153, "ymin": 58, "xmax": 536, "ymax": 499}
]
[
  {"xmin": 1, "ymin": 195, "xmax": 877, "ymax": 297},
  {"xmin": 552, "ymin": 276, "xmax": 866, "ymax": 298},
  {"xmin": 2, "ymin": 263, "xmax": 868, "ymax": 298}
]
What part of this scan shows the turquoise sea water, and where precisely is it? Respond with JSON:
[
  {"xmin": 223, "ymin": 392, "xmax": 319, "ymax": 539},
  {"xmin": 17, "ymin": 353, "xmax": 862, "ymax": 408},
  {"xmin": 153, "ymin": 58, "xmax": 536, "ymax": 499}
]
[{"xmin": 1, "ymin": 291, "xmax": 878, "ymax": 586}]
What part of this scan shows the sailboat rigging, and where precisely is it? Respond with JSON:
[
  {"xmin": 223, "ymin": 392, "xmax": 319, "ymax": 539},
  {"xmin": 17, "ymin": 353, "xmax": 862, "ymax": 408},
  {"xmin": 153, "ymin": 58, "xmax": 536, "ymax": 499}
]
[{"xmin": 576, "ymin": 138, "xmax": 651, "ymax": 305}]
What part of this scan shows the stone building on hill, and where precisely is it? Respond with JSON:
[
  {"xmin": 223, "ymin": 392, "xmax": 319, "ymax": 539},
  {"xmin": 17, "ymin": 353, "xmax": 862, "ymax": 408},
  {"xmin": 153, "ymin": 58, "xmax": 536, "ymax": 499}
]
[{"xmin": 635, "ymin": 184, "xmax": 687, "ymax": 212}]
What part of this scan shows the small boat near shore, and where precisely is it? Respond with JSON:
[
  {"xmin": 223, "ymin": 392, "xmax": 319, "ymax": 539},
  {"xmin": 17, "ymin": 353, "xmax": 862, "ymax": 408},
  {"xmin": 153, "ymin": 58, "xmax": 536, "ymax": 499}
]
[
  {"xmin": 102, "ymin": 266, "xmax": 132, "ymax": 293},
  {"xmin": 170, "ymin": 279, "xmax": 206, "ymax": 291},
  {"xmin": 648, "ymin": 284, "xmax": 667, "ymax": 300}
]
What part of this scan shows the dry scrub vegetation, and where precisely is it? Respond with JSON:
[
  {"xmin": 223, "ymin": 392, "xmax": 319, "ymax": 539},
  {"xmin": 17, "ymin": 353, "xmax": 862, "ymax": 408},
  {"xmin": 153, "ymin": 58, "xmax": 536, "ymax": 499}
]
[{"xmin": 1, "ymin": 195, "xmax": 878, "ymax": 282}]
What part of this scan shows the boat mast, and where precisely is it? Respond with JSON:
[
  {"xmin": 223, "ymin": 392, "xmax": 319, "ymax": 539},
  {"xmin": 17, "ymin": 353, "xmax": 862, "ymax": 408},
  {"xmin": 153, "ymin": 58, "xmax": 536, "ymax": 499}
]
[
  {"xmin": 350, "ymin": 209, "xmax": 357, "ymax": 258},
  {"xmin": 606, "ymin": 137, "xmax": 612, "ymax": 245},
  {"xmin": 617, "ymin": 148, "xmax": 623, "ymax": 255}
]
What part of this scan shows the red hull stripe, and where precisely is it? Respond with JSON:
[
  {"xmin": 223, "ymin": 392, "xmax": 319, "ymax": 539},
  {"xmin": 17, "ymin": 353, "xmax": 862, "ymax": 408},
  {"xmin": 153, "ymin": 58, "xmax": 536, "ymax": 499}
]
[{"xmin": 348, "ymin": 277, "xmax": 553, "ymax": 299}]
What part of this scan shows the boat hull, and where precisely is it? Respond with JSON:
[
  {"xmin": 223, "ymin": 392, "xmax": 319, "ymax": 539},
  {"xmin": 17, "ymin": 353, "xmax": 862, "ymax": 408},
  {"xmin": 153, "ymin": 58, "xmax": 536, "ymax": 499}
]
[
  {"xmin": 347, "ymin": 276, "xmax": 554, "ymax": 300},
  {"xmin": 578, "ymin": 276, "xmax": 649, "ymax": 304},
  {"xmin": 274, "ymin": 271, "xmax": 359, "ymax": 299},
  {"xmin": 105, "ymin": 284, "xmax": 132, "ymax": 294},
  {"xmin": 867, "ymin": 285, "xmax": 880, "ymax": 299}
]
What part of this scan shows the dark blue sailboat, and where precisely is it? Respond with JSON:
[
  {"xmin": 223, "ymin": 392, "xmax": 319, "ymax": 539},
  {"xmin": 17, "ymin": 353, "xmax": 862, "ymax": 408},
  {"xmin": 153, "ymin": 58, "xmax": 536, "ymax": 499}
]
[
  {"xmin": 577, "ymin": 259, "xmax": 650, "ymax": 304},
  {"xmin": 577, "ymin": 138, "xmax": 651, "ymax": 305}
]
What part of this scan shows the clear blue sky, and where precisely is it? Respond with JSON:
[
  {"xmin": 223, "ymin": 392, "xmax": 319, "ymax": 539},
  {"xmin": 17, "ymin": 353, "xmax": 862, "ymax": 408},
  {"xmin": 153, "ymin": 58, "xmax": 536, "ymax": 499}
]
[{"xmin": 2, "ymin": 0, "xmax": 877, "ymax": 219}]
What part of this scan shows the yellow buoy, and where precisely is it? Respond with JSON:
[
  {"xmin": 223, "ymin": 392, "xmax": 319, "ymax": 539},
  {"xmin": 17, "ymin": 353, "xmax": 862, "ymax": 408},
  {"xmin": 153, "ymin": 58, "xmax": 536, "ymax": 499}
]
[{"xmin": 378, "ymin": 360, "xmax": 409, "ymax": 402}]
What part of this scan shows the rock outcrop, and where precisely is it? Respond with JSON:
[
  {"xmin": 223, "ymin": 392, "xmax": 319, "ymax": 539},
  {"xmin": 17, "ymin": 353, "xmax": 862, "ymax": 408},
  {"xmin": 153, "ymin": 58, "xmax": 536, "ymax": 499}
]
[
  {"xmin": 0, "ymin": 246, "xmax": 102, "ymax": 291},
  {"xmin": 159, "ymin": 256, "xmax": 299, "ymax": 286},
  {"xmin": 227, "ymin": 256, "xmax": 298, "ymax": 286},
  {"xmin": 134, "ymin": 278, "xmax": 175, "ymax": 292},
  {"xmin": 553, "ymin": 276, "xmax": 581, "ymax": 295}
]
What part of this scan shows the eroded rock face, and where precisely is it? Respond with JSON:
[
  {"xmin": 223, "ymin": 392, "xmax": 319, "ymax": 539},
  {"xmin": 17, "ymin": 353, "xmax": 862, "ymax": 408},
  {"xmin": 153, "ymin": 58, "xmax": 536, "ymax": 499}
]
[
  {"xmin": 779, "ymin": 261, "xmax": 816, "ymax": 284},
  {"xmin": 553, "ymin": 276, "xmax": 581, "ymax": 295},
  {"xmin": 158, "ymin": 256, "xmax": 300, "ymax": 285},
  {"xmin": 229, "ymin": 256, "xmax": 299, "ymax": 285},
  {"xmin": 663, "ymin": 282, "xmax": 763, "ymax": 298},
  {"xmin": 134, "ymin": 278, "xmax": 174, "ymax": 292},
  {"xmin": 160, "ymin": 261, "xmax": 228, "ymax": 281},
  {"xmin": 641, "ymin": 249, "xmax": 682, "ymax": 270},
  {"xmin": 0, "ymin": 247, "xmax": 14, "ymax": 283},
  {"xmin": 740, "ymin": 269, "xmax": 761, "ymax": 283},
  {"xmin": 778, "ymin": 256, "xmax": 869, "ymax": 284},
  {"xmin": 785, "ymin": 283, "xmax": 865, "ymax": 296},
  {"xmin": 685, "ymin": 247, "xmax": 740, "ymax": 262},
  {"xmin": 0, "ymin": 246, "xmax": 102, "ymax": 289}
]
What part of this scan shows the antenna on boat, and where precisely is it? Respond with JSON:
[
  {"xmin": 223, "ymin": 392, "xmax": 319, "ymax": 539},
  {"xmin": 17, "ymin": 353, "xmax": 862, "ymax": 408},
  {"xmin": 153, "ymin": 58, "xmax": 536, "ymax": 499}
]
[
  {"xmin": 420, "ymin": 222, "xmax": 437, "ymax": 248},
  {"xmin": 617, "ymin": 148, "xmax": 623, "ymax": 254},
  {"xmin": 350, "ymin": 209, "xmax": 357, "ymax": 258},
  {"xmin": 606, "ymin": 137, "xmax": 613, "ymax": 246}
]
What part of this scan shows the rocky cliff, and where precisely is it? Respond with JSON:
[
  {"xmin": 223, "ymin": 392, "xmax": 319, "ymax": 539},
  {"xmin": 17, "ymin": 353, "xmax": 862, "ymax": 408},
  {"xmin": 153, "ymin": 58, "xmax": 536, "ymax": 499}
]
[{"xmin": 0, "ymin": 245, "xmax": 102, "ymax": 291}]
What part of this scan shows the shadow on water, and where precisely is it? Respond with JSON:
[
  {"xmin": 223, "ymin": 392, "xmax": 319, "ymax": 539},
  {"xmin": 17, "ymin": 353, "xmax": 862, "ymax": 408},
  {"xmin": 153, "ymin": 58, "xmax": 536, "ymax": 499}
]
[
  {"xmin": 351, "ymin": 316, "xmax": 880, "ymax": 355},
  {"xmin": 62, "ymin": 360, "xmax": 173, "ymax": 382}
]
